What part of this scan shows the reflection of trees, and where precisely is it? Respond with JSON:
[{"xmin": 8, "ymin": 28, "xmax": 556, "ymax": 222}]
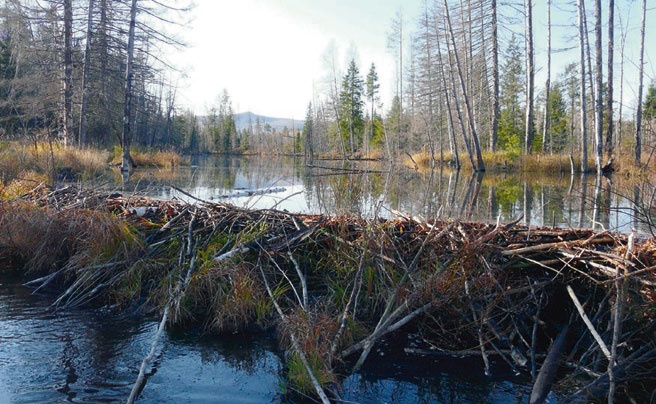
[{"xmin": 126, "ymin": 157, "xmax": 653, "ymax": 234}]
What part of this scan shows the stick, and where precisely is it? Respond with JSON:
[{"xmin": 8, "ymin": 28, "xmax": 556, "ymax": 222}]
[
  {"xmin": 566, "ymin": 285, "xmax": 612, "ymax": 361},
  {"xmin": 257, "ymin": 265, "xmax": 331, "ymax": 404},
  {"xmin": 127, "ymin": 211, "xmax": 198, "ymax": 403}
]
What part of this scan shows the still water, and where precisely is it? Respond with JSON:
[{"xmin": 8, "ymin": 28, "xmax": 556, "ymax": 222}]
[
  {"xmin": 0, "ymin": 279, "xmax": 541, "ymax": 403},
  {"xmin": 124, "ymin": 155, "xmax": 654, "ymax": 235},
  {"xmin": 3, "ymin": 155, "xmax": 650, "ymax": 402}
]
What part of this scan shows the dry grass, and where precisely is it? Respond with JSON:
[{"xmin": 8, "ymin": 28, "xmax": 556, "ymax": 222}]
[
  {"xmin": 111, "ymin": 147, "xmax": 185, "ymax": 168},
  {"xmin": 0, "ymin": 203, "xmax": 142, "ymax": 276},
  {"xmin": 0, "ymin": 141, "xmax": 111, "ymax": 190}
]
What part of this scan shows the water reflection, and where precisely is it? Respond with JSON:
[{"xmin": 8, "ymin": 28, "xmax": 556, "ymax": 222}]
[{"xmin": 117, "ymin": 156, "xmax": 654, "ymax": 235}]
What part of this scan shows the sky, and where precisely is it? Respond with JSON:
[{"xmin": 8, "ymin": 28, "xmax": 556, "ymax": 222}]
[
  {"xmin": 173, "ymin": 0, "xmax": 422, "ymax": 119},
  {"xmin": 171, "ymin": 0, "xmax": 654, "ymax": 120}
]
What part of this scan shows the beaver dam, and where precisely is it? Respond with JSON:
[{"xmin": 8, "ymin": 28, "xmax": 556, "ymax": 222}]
[{"xmin": 1, "ymin": 185, "xmax": 655, "ymax": 403}]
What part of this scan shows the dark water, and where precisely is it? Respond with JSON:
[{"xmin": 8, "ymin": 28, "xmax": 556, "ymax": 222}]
[{"xmin": 0, "ymin": 279, "xmax": 549, "ymax": 403}]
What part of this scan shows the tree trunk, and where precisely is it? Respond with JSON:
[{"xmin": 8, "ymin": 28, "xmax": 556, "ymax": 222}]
[
  {"xmin": 634, "ymin": 0, "xmax": 646, "ymax": 166},
  {"xmin": 524, "ymin": 0, "xmax": 535, "ymax": 154},
  {"xmin": 577, "ymin": 0, "xmax": 589, "ymax": 173},
  {"xmin": 542, "ymin": 0, "xmax": 551, "ymax": 154},
  {"xmin": 121, "ymin": 0, "xmax": 138, "ymax": 173},
  {"xmin": 62, "ymin": 0, "xmax": 73, "ymax": 145},
  {"xmin": 490, "ymin": 0, "xmax": 499, "ymax": 152},
  {"xmin": 435, "ymin": 28, "xmax": 460, "ymax": 169},
  {"xmin": 605, "ymin": 0, "xmax": 614, "ymax": 158},
  {"xmin": 78, "ymin": 0, "xmax": 95, "ymax": 146},
  {"xmin": 593, "ymin": 0, "xmax": 603, "ymax": 174},
  {"xmin": 443, "ymin": 0, "xmax": 485, "ymax": 172}
]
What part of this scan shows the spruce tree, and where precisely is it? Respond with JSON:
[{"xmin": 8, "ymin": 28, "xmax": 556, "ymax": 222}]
[{"xmin": 339, "ymin": 59, "xmax": 365, "ymax": 155}]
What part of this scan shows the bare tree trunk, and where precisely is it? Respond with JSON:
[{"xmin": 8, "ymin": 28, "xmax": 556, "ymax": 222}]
[
  {"xmin": 578, "ymin": 0, "xmax": 589, "ymax": 173},
  {"xmin": 490, "ymin": 0, "xmax": 499, "ymax": 152},
  {"xmin": 436, "ymin": 33, "xmax": 460, "ymax": 169},
  {"xmin": 634, "ymin": 0, "xmax": 646, "ymax": 166},
  {"xmin": 605, "ymin": 0, "xmax": 614, "ymax": 159},
  {"xmin": 593, "ymin": 0, "xmax": 603, "ymax": 174},
  {"xmin": 78, "ymin": 0, "xmax": 95, "ymax": 146},
  {"xmin": 443, "ymin": 0, "xmax": 485, "ymax": 171},
  {"xmin": 121, "ymin": 0, "xmax": 138, "ymax": 173},
  {"xmin": 542, "ymin": 0, "xmax": 551, "ymax": 154},
  {"xmin": 524, "ymin": 0, "xmax": 535, "ymax": 154},
  {"xmin": 62, "ymin": 0, "xmax": 73, "ymax": 145},
  {"xmin": 616, "ymin": 8, "xmax": 627, "ymax": 151}
]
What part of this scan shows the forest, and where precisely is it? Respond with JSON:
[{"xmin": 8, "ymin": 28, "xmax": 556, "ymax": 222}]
[{"xmin": 0, "ymin": 0, "xmax": 654, "ymax": 176}]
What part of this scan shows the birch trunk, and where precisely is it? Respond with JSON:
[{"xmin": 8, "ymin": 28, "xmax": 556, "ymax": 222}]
[
  {"xmin": 577, "ymin": 0, "xmax": 589, "ymax": 173},
  {"xmin": 524, "ymin": 0, "xmax": 535, "ymax": 154},
  {"xmin": 542, "ymin": 0, "xmax": 551, "ymax": 154},
  {"xmin": 62, "ymin": 0, "xmax": 73, "ymax": 145},
  {"xmin": 605, "ymin": 0, "xmax": 614, "ymax": 158},
  {"xmin": 490, "ymin": 0, "xmax": 499, "ymax": 152},
  {"xmin": 593, "ymin": 0, "xmax": 603, "ymax": 174}
]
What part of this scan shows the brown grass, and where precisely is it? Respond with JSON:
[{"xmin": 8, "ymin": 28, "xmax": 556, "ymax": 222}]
[
  {"xmin": 0, "ymin": 141, "xmax": 111, "ymax": 190},
  {"xmin": 111, "ymin": 147, "xmax": 185, "ymax": 168},
  {"xmin": 0, "ymin": 203, "xmax": 142, "ymax": 276}
]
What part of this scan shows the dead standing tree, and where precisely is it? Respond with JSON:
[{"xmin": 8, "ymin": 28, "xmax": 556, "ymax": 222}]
[{"xmin": 121, "ymin": 0, "xmax": 138, "ymax": 175}]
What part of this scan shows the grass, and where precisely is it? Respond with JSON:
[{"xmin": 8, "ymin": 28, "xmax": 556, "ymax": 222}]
[
  {"xmin": 0, "ymin": 141, "xmax": 109, "ymax": 187},
  {"xmin": 0, "ymin": 141, "xmax": 187, "ymax": 200},
  {"xmin": 407, "ymin": 147, "xmax": 656, "ymax": 177},
  {"xmin": 110, "ymin": 146, "xmax": 184, "ymax": 169}
]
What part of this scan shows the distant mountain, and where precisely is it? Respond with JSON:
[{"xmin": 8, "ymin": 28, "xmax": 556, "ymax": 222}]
[{"xmin": 234, "ymin": 112, "xmax": 304, "ymax": 133}]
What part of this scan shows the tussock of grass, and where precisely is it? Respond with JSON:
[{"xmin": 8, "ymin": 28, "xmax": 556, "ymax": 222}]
[{"xmin": 0, "ymin": 203, "xmax": 142, "ymax": 278}]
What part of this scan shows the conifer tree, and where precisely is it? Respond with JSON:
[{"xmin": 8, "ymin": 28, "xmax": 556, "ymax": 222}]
[{"xmin": 339, "ymin": 59, "xmax": 365, "ymax": 155}]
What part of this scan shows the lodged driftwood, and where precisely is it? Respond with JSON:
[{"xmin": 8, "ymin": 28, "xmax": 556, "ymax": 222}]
[{"xmin": 1, "ymin": 184, "xmax": 655, "ymax": 402}]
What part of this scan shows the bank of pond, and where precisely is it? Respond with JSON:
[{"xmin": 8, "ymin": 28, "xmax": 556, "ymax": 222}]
[{"xmin": 1, "ymin": 185, "xmax": 654, "ymax": 402}]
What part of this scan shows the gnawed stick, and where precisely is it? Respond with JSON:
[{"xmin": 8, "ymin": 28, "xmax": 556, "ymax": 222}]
[
  {"xmin": 608, "ymin": 232, "xmax": 634, "ymax": 403},
  {"xmin": 502, "ymin": 236, "xmax": 615, "ymax": 256}
]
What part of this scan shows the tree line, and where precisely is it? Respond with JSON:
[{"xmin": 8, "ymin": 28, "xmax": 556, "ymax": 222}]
[
  {"xmin": 302, "ymin": 0, "xmax": 655, "ymax": 174},
  {"xmin": 1, "ymin": 0, "xmax": 654, "ymax": 175},
  {"xmin": 0, "ymin": 0, "xmax": 190, "ymax": 164}
]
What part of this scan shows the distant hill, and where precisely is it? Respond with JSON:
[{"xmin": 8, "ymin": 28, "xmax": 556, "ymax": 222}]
[{"xmin": 234, "ymin": 112, "xmax": 304, "ymax": 133}]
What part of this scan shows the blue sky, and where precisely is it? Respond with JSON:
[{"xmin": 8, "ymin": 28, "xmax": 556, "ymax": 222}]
[{"xmin": 172, "ymin": 0, "xmax": 654, "ymax": 119}]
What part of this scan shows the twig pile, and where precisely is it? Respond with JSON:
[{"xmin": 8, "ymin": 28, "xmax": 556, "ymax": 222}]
[{"xmin": 1, "ymin": 184, "xmax": 655, "ymax": 402}]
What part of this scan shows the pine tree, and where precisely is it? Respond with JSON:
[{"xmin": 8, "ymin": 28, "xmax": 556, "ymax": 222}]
[
  {"xmin": 303, "ymin": 102, "xmax": 314, "ymax": 164},
  {"xmin": 365, "ymin": 63, "xmax": 381, "ymax": 155},
  {"xmin": 339, "ymin": 59, "xmax": 365, "ymax": 155},
  {"xmin": 643, "ymin": 83, "xmax": 656, "ymax": 122}
]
